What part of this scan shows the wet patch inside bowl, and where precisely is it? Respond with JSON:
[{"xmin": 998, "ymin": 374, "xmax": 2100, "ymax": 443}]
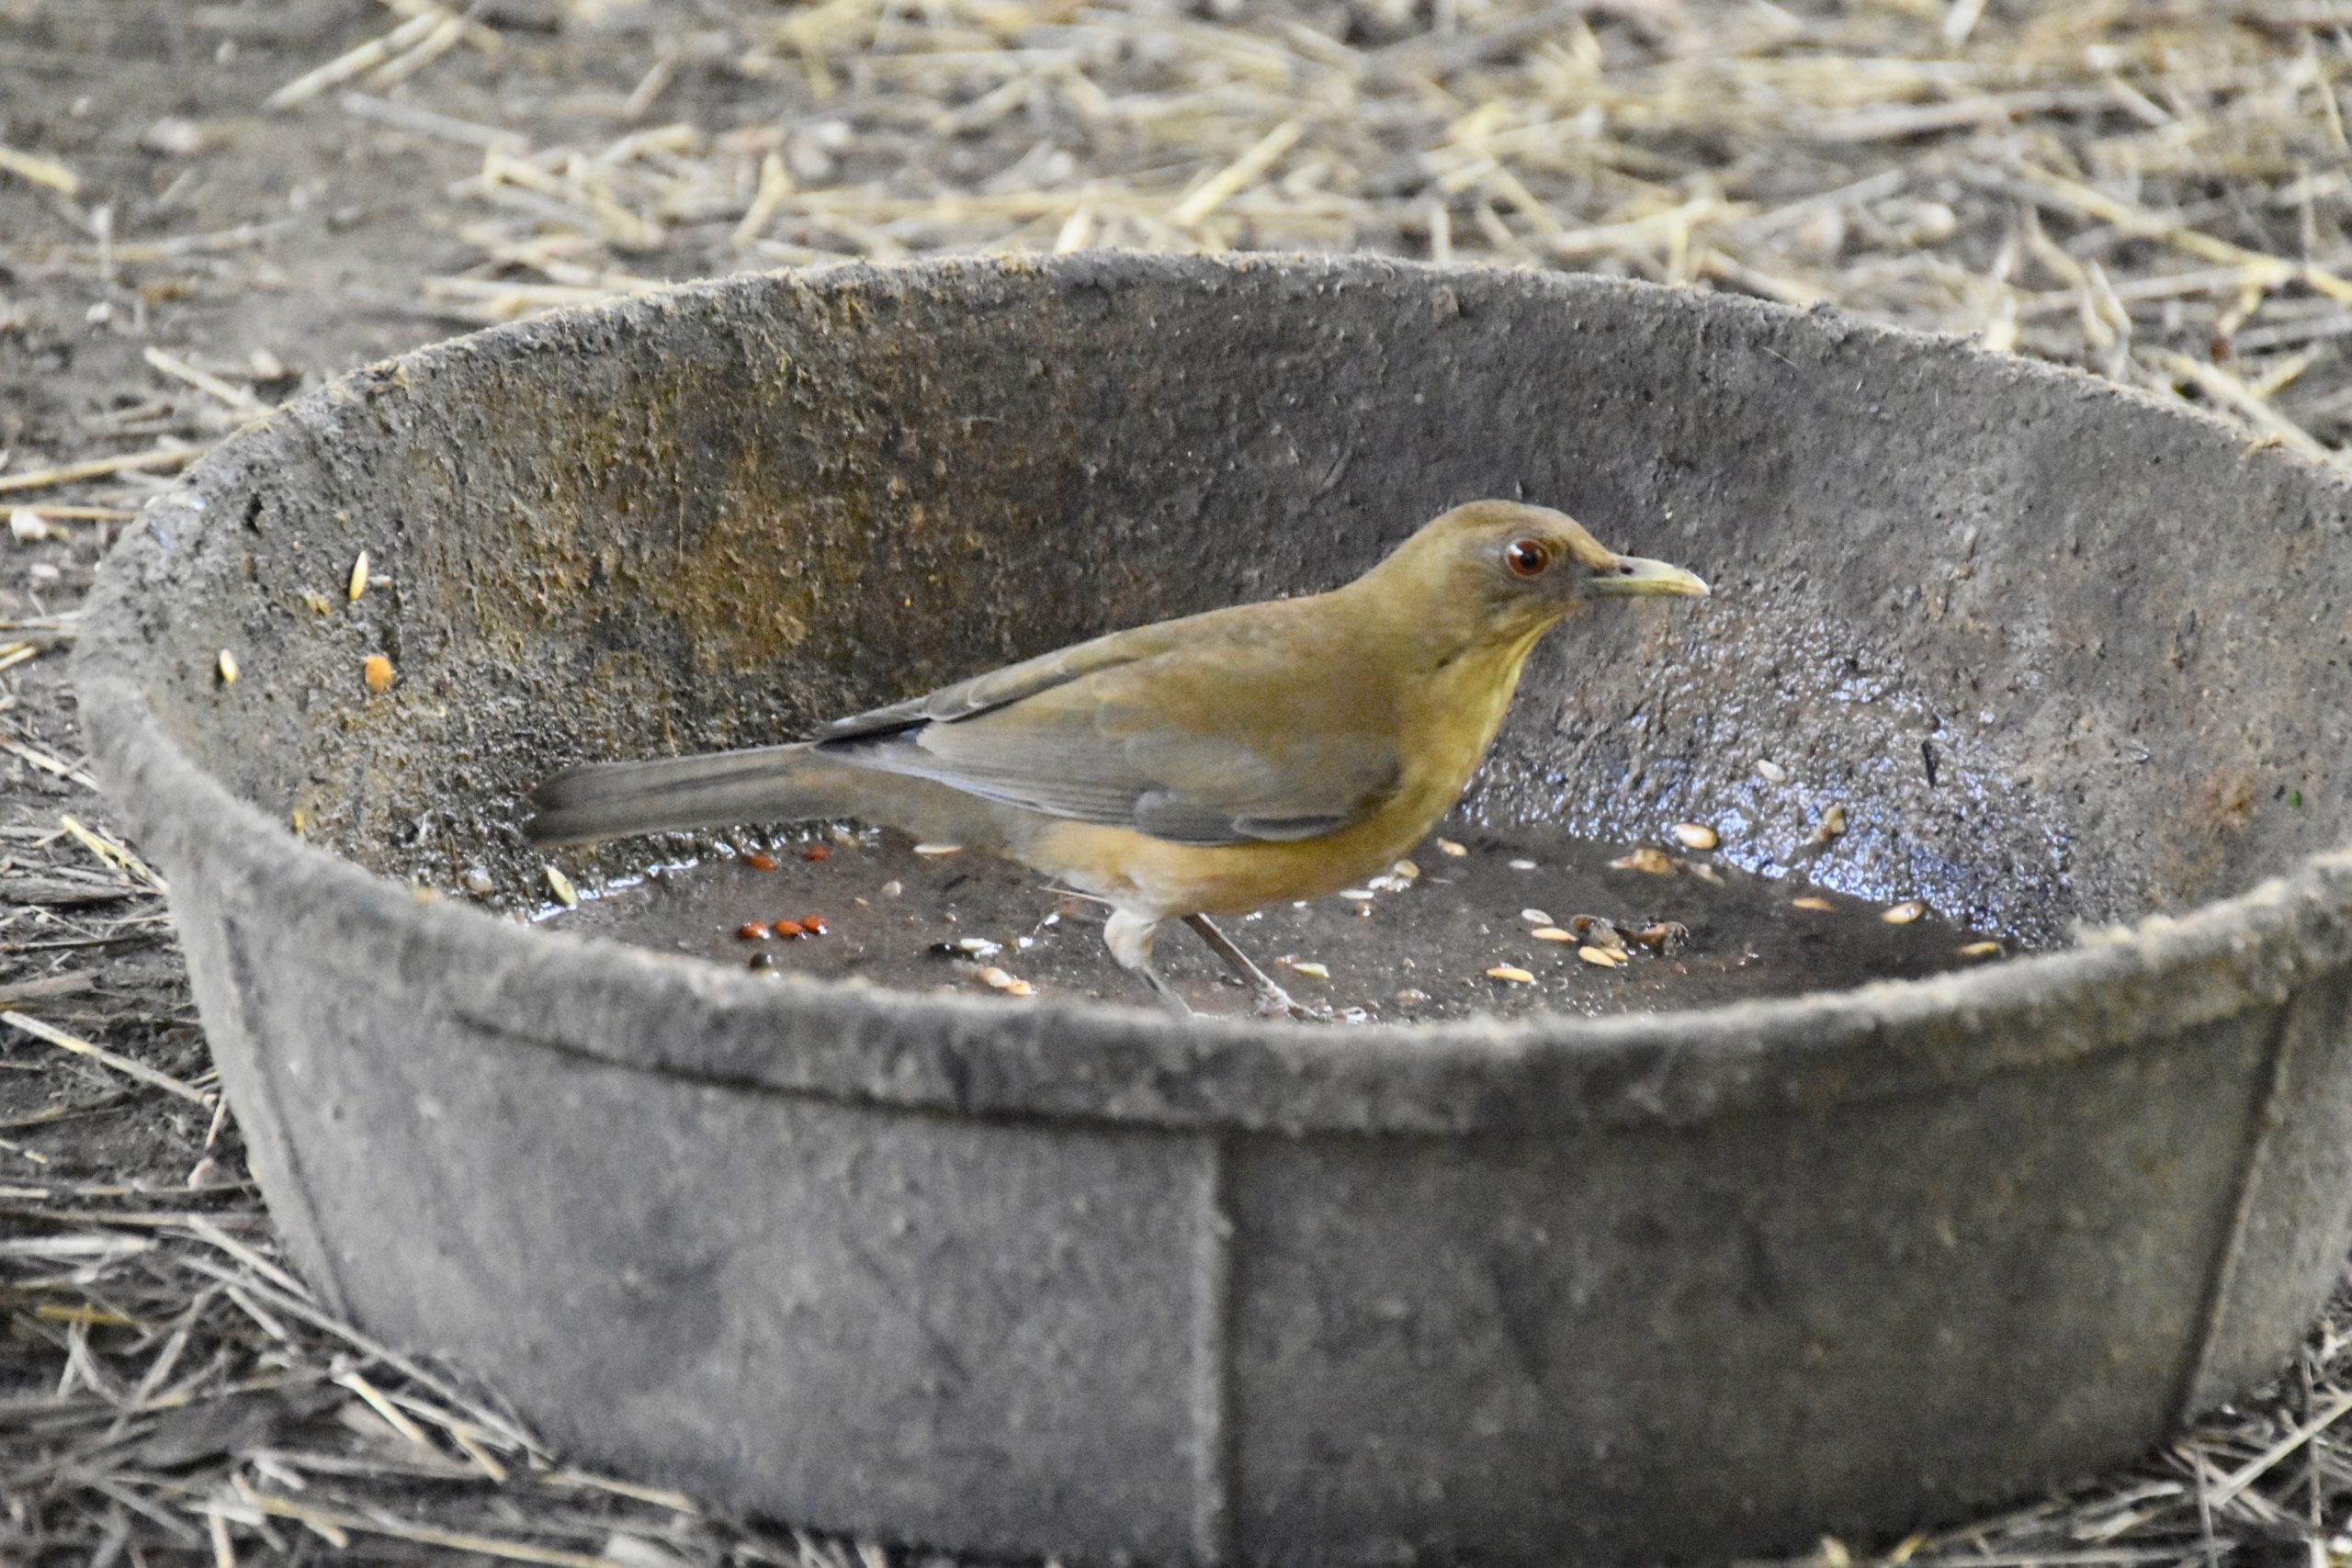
[{"xmin": 532, "ymin": 828, "xmax": 2003, "ymax": 1021}]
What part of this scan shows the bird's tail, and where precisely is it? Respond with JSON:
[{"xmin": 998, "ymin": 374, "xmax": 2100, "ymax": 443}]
[{"xmin": 524, "ymin": 742, "xmax": 869, "ymax": 846}]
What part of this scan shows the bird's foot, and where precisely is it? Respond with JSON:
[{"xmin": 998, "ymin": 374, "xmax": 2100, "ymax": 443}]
[{"xmin": 1250, "ymin": 984, "xmax": 1327, "ymax": 1023}]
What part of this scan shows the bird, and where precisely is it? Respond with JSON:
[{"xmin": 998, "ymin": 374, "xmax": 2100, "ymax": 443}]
[{"xmin": 526, "ymin": 500, "xmax": 1709, "ymax": 1019}]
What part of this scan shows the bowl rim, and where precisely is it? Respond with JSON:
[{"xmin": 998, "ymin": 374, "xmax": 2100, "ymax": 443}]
[{"xmin": 74, "ymin": 252, "xmax": 2352, "ymax": 1135}]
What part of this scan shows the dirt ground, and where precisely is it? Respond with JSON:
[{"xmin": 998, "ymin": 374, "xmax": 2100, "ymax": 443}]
[{"xmin": 6, "ymin": 0, "xmax": 2352, "ymax": 1564}]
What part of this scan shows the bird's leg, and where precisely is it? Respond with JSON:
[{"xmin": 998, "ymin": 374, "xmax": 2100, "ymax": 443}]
[
  {"xmin": 1104, "ymin": 908, "xmax": 1194, "ymax": 1019},
  {"xmin": 1183, "ymin": 914, "xmax": 1323, "ymax": 1021}
]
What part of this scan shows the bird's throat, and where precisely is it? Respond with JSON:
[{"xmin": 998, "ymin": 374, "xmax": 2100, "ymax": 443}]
[{"xmin": 1396, "ymin": 616, "xmax": 1555, "ymax": 813}]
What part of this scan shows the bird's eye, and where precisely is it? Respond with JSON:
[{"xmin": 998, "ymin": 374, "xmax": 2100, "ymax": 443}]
[{"xmin": 1504, "ymin": 537, "xmax": 1553, "ymax": 578}]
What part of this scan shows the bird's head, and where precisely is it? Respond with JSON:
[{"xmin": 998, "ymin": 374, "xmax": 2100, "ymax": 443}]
[{"xmin": 1358, "ymin": 500, "xmax": 1710, "ymax": 652}]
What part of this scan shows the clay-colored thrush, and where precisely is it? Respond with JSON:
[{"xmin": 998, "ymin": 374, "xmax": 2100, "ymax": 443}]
[{"xmin": 526, "ymin": 500, "xmax": 1708, "ymax": 1017}]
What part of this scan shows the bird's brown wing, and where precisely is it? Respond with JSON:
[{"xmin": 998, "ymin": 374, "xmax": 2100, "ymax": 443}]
[
  {"xmin": 814, "ymin": 614, "xmax": 1203, "ymax": 740},
  {"xmin": 814, "ymin": 618, "xmax": 1400, "ymax": 848}
]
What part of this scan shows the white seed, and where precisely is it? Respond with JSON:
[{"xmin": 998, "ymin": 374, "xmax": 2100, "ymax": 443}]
[
  {"xmin": 1520, "ymin": 908, "xmax": 1554, "ymax": 925},
  {"xmin": 1792, "ymin": 896, "xmax": 1837, "ymax": 911},
  {"xmin": 1577, "ymin": 945, "xmax": 1626, "ymax": 968},
  {"xmin": 1508, "ymin": 857, "xmax": 1538, "ymax": 871},
  {"xmin": 1486, "ymin": 964, "xmax": 1535, "ymax": 985},
  {"xmin": 1530, "ymin": 926, "xmax": 1575, "ymax": 942},
  {"xmin": 545, "ymin": 864, "xmax": 578, "ymax": 908},
  {"xmin": 216, "ymin": 649, "xmax": 239, "ymax": 684},
  {"xmin": 912, "ymin": 842, "xmax": 962, "ymax": 856},
  {"xmin": 1289, "ymin": 960, "xmax": 1330, "ymax": 980},
  {"xmin": 1394, "ymin": 988, "xmax": 1430, "ymax": 1006},
  {"xmin": 1388, "ymin": 858, "xmax": 1420, "ymax": 884},
  {"xmin": 1959, "ymin": 940, "xmax": 2003, "ymax": 958},
  {"xmin": 1882, "ymin": 900, "xmax": 1926, "ymax": 924},
  {"xmin": 460, "ymin": 866, "xmax": 493, "ymax": 896},
  {"xmin": 347, "ymin": 550, "xmax": 370, "ymax": 603},
  {"xmin": 1755, "ymin": 759, "xmax": 1788, "ymax": 784},
  {"xmin": 879, "ymin": 879, "xmax": 903, "ymax": 897},
  {"xmin": 1436, "ymin": 839, "xmax": 1469, "ymax": 858},
  {"xmin": 1670, "ymin": 822, "xmax": 1719, "ymax": 851},
  {"xmin": 1806, "ymin": 805, "xmax": 1849, "ymax": 845},
  {"xmin": 1338, "ymin": 887, "xmax": 1379, "ymax": 901},
  {"xmin": 952, "ymin": 936, "xmax": 1001, "ymax": 957},
  {"xmin": 9, "ymin": 508, "xmax": 50, "ymax": 543}
]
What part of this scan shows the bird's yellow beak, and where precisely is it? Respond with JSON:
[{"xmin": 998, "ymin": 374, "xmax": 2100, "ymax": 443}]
[{"xmin": 1589, "ymin": 555, "xmax": 1710, "ymax": 597}]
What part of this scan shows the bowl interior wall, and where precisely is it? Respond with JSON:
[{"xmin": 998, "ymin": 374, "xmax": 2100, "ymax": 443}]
[{"xmin": 128, "ymin": 261, "xmax": 2352, "ymax": 945}]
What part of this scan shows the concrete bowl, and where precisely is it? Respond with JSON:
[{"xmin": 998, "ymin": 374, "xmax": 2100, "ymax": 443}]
[{"xmin": 76, "ymin": 254, "xmax": 2352, "ymax": 1565}]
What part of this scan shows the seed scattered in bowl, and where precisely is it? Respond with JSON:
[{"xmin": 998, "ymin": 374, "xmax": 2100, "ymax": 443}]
[
  {"xmin": 1520, "ymin": 908, "xmax": 1554, "ymax": 925},
  {"xmin": 1883, "ymin": 901, "xmax": 1926, "ymax": 924},
  {"xmin": 1959, "ymin": 940, "xmax": 2003, "ymax": 958},
  {"xmin": 1755, "ymin": 759, "xmax": 1788, "ymax": 784},
  {"xmin": 1530, "ymin": 926, "xmax": 1575, "ymax": 942},
  {"xmin": 545, "ymin": 865, "xmax": 578, "ymax": 908},
  {"xmin": 737, "ymin": 921, "xmax": 771, "ymax": 941},
  {"xmin": 800, "ymin": 914, "xmax": 829, "ymax": 936},
  {"xmin": 216, "ymin": 649, "xmax": 238, "ymax": 684},
  {"xmin": 1508, "ymin": 857, "xmax": 1538, "ymax": 871},
  {"xmin": 1806, "ymin": 805, "xmax": 1849, "ymax": 845},
  {"xmin": 1609, "ymin": 848, "xmax": 1675, "ymax": 875},
  {"xmin": 743, "ymin": 852, "xmax": 778, "ymax": 871},
  {"xmin": 1577, "ymin": 945, "xmax": 1626, "ymax": 968},
  {"xmin": 1568, "ymin": 914, "xmax": 1628, "ymax": 954},
  {"xmin": 1671, "ymin": 822, "xmax": 1718, "ymax": 850},
  {"xmin": 1792, "ymin": 896, "xmax": 1837, "ymax": 911},
  {"xmin": 913, "ymin": 842, "xmax": 961, "ymax": 856},
  {"xmin": 460, "ymin": 866, "xmax": 493, "ymax": 897},
  {"xmin": 771, "ymin": 919, "xmax": 804, "ymax": 939},
  {"xmin": 976, "ymin": 965, "xmax": 1034, "ymax": 997},
  {"xmin": 1487, "ymin": 964, "xmax": 1535, "ymax": 984},
  {"xmin": 1436, "ymin": 839, "xmax": 1468, "ymax": 858},
  {"xmin": 803, "ymin": 844, "xmax": 831, "ymax": 862},
  {"xmin": 1630, "ymin": 921, "xmax": 1690, "ymax": 955},
  {"xmin": 362, "ymin": 654, "xmax": 393, "ymax": 694},
  {"xmin": 1289, "ymin": 960, "xmax": 1330, "ymax": 980},
  {"xmin": 347, "ymin": 550, "xmax": 370, "ymax": 603}
]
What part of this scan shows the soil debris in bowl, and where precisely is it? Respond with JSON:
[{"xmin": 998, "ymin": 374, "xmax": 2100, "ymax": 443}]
[{"xmin": 536, "ymin": 827, "xmax": 2005, "ymax": 1021}]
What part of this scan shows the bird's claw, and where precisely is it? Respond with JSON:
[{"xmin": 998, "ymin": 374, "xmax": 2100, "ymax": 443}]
[{"xmin": 1251, "ymin": 987, "xmax": 1328, "ymax": 1022}]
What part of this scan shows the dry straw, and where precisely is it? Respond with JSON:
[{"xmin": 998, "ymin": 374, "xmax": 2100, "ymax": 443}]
[{"xmin": 6, "ymin": 0, "xmax": 2352, "ymax": 1564}]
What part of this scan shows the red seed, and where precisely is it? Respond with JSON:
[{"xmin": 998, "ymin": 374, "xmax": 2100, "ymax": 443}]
[
  {"xmin": 744, "ymin": 852, "xmax": 779, "ymax": 871},
  {"xmin": 800, "ymin": 915, "xmax": 829, "ymax": 936},
  {"xmin": 802, "ymin": 844, "xmax": 831, "ymax": 863},
  {"xmin": 772, "ymin": 919, "xmax": 805, "ymax": 939},
  {"xmin": 736, "ymin": 921, "xmax": 771, "ymax": 941}
]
